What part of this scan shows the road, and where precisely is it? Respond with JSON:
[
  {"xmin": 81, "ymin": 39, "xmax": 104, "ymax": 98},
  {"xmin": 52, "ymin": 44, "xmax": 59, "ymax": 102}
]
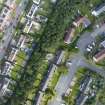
[
  {"xmin": 48, "ymin": 53, "xmax": 105, "ymax": 105},
  {"xmin": 0, "ymin": 0, "xmax": 29, "ymax": 60},
  {"xmin": 49, "ymin": 54, "xmax": 82, "ymax": 105},
  {"xmin": 49, "ymin": 24, "xmax": 105, "ymax": 105}
]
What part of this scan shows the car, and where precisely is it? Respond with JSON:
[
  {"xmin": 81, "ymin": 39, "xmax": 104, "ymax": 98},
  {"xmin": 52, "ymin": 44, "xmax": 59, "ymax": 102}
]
[
  {"xmin": 86, "ymin": 48, "xmax": 91, "ymax": 52},
  {"xmin": 66, "ymin": 61, "xmax": 72, "ymax": 67},
  {"xmin": 88, "ymin": 45, "xmax": 93, "ymax": 49}
]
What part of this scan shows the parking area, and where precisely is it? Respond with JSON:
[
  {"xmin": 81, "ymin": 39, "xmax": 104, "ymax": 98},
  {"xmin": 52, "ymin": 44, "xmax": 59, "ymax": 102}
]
[{"xmin": 77, "ymin": 23, "xmax": 105, "ymax": 54}]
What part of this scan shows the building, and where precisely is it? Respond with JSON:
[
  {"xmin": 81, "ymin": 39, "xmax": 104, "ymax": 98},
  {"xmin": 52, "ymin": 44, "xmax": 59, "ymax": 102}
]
[
  {"xmin": 76, "ymin": 76, "xmax": 92, "ymax": 105},
  {"xmin": 17, "ymin": 35, "xmax": 27, "ymax": 49},
  {"xmin": 5, "ymin": 0, "xmax": 17, "ymax": 10},
  {"xmin": 64, "ymin": 28, "xmax": 75, "ymax": 44},
  {"xmin": 27, "ymin": 4, "xmax": 39, "ymax": 19},
  {"xmin": 92, "ymin": 3, "xmax": 105, "ymax": 16},
  {"xmin": 41, "ymin": 64, "xmax": 57, "ymax": 92},
  {"xmin": 76, "ymin": 94, "xmax": 88, "ymax": 105},
  {"xmin": 93, "ymin": 49, "xmax": 105, "ymax": 62},
  {"xmin": 80, "ymin": 76, "xmax": 92, "ymax": 94},
  {"xmin": 73, "ymin": 16, "xmax": 91, "ymax": 28},
  {"xmin": 8, "ymin": 47, "xmax": 18, "ymax": 62},
  {"xmin": 34, "ymin": 91, "xmax": 43, "ymax": 105},
  {"xmin": 0, "ymin": 7, "xmax": 12, "ymax": 31},
  {"xmin": 24, "ymin": 19, "xmax": 40, "ymax": 33},
  {"xmin": 100, "ymin": 40, "xmax": 105, "ymax": 48},
  {"xmin": 24, "ymin": 20, "xmax": 33, "ymax": 33},
  {"xmin": 0, "ymin": 77, "xmax": 10, "ymax": 97},
  {"xmin": 1, "ymin": 62, "xmax": 12, "ymax": 75},
  {"xmin": 35, "ymin": 15, "xmax": 48, "ymax": 23},
  {"xmin": 54, "ymin": 50, "xmax": 65, "ymax": 65},
  {"xmin": 25, "ymin": 2, "xmax": 40, "ymax": 33},
  {"xmin": 0, "ymin": 0, "xmax": 18, "ymax": 31}
]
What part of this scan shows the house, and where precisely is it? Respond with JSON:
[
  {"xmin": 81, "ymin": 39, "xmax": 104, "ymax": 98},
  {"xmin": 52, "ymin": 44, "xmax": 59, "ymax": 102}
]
[
  {"xmin": 5, "ymin": 0, "xmax": 17, "ymax": 10},
  {"xmin": 73, "ymin": 16, "xmax": 91, "ymax": 28},
  {"xmin": 76, "ymin": 76, "xmax": 92, "ymax": 105},
  {"xmin": 34, "ymin": 91, "xmax": 43, "ymax": 105},
  {"xmin": 54, "ymin": 50, "xmax": 65, "ymax": 65},
  {"xmin": 17, "ymin": 35, "xmax": 27, "ymax": 49},
  {"xmin": 0, "ymin": 0, "xmax": 18, "ymax": 31},
  {"xmin": 35, "ymin": 64, "xmax": 57, "ymax": 105},
  {"xmin": 1, "ymin": 62, "xmax": 12, "ymax": 75},
  {"xmin": 100, "ymin": 40, "xmax": 105, "ymax": 48},
  {"xmin": 27, "ymin": 4, "xmax": 39, "ymax": 19},
  {"xmin": 35, "ymin": 15, "xmax": 48, "ymax": 23},
  {"xmin": 0, "ymin": 77, "xmax": 10, "ymax": 97},
  {"xmin": 8, "ymin": 47, "xmax": 18, "ymax": 62},
  {"xmin": 92, "ymin": 3, "xmax": 105, "ymax": 16},
  {"xmin": 33, "ymin": 0, "xmax": 41, "ymax": 5},
  {"xmin": 0, "ymin": 7, "xmax": 12, "ymax": 31},
  {"xmin": 41, "ymin": 64, "xmax": 57, "ymax": 92},
  {"xmin": 24, "ymin": 19, "xmax": 40, "ymax": 33},
  {"xmin": 80, "ymin": 76, "xmax": 92, "ymax": 94},
  {"xmin": 24, "ymin": 20, "xmax": 33, "ymax": 33},
  {"xmin": 64, "ymin": 28, "xmax": 75, "ymax": 44},
  {"xmin": 76, "ymin": 94, "xmax": 88, "ymax": 105},
  {"xmin": 93, "ymin": 49, "xmax": 105, "ymax": 62}
]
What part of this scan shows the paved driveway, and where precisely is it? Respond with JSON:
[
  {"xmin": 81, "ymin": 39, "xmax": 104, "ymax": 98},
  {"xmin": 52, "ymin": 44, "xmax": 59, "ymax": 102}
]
[{"xmin": 77, "ymin": 32, "xmax": 94, "ymax": 54}]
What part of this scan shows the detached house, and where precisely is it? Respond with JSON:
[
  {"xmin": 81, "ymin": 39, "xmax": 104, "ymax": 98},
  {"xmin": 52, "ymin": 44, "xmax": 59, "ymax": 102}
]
[
  {"xmin": 27, "ymin": 4, "xmax": 39, "ymax": 19},
  {"xmin": 0, "ymin": 0, "xmax": 17, "ymax": 31},
  {"xmin": 93, "ymin": 49, "xmax": 105, "ymax": 62},
  {"xmin": 92, "ymin": 3, "xmax": 105, "ymax": 16},
  {"xmin": 54, "ymin": 50, "xmax": 65, "ymax": 65},
  {"xmin": 64, "ymin": 28, "xmax": 75, "ymax": 44},
  {"xmin": 5, "ymin": 0, "xmax": 17, "ymax": 10},
  {"xmin": 73, "ymin": 16, "xmax": 91, "ymax": 28},
  {"xmin": 0, "ymin": 7, "xmax": 12, "ymax": 31}
]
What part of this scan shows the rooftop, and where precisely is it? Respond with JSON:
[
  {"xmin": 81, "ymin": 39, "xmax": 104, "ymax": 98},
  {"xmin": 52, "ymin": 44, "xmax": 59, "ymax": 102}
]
[
  {"xmin": 64, "ymin": 28, "xmax": 75, "ymax": 44},
  {"xmin": 93, "ymin": 49, "xmax": 105, "ymax": 62}
]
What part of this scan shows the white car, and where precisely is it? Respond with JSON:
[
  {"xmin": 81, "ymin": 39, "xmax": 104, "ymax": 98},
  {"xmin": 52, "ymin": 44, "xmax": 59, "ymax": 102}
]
[{"xmin": 86, "ymin": 48, "xmax": 91, "ymax": 52}]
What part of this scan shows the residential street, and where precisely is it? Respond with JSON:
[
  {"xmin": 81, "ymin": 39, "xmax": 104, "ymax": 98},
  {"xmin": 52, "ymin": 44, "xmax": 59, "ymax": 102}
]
[
  {"xmin": 49, "ymin": 23, "xmax": 105, "ymax": 105},
  {"xmin": 49, "ymin": 54, "xmax": 83, "ymax": 105}
]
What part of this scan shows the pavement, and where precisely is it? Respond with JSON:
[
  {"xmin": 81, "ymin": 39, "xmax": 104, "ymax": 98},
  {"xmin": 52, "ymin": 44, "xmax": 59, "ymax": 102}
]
[
  {"xmin": 0, "ymin": 0, "xmax": 29, "ymax": 60},
  {"xmin": 77, "ymin": 24, "xmax": 105, "ymax": 54}
]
